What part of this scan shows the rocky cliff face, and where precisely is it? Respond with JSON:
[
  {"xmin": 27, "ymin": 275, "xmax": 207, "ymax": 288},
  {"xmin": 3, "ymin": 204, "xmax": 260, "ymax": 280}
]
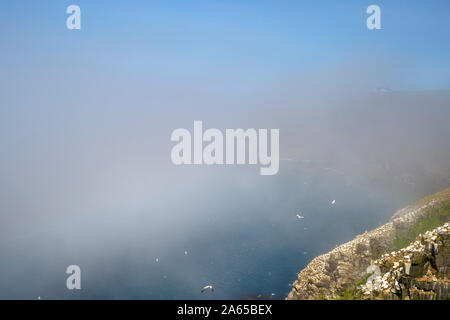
[
  {"xmin": 361, "ymin": 223, "xmax": 449, "ymax": 300},
  {"xmin": 286, "ymin": 188, "xmax": 450, "ymax": 300}
]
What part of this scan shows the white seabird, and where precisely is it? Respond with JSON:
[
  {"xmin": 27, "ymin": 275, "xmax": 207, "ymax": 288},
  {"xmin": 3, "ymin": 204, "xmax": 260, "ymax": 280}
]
[
  {"xmin": 201, "ymin": 285, "xmax": 214, "ymax": 293},
  {"xmin": 296, "ymin": 214, "xmax": 304, "ymax": 219},
  {"xmin": 331, "ymin": 199, "xmax": 336, "ymax": 205}
]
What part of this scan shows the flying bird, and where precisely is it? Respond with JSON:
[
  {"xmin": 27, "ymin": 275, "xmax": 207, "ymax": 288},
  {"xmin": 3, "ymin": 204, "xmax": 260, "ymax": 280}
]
[
  {"xmin": 331, "ymin": 200, "xmax": 336, "ymax": 205},
  {"xmin": 201, "ymin": 285, "xmax": 214, "ymax": 293},
  {"xmin": 296, "ymin": 214, "xmax": 304, "ymax": 219}
]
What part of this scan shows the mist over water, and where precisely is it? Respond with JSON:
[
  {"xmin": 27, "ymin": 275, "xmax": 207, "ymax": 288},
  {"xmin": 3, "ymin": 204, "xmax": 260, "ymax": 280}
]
[
  {"xmin": 1, "ymin": 89, "xmax": 450, "ymax": 299},
  {"xmin": 0, "ymin": 165, "xmax": 398, "ymax": 299}
]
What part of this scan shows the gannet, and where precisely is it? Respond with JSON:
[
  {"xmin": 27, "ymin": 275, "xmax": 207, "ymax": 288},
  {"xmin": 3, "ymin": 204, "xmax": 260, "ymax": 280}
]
[{"xmin": 201, "ymin": 285, "xmax": 214, "ymax": 293}]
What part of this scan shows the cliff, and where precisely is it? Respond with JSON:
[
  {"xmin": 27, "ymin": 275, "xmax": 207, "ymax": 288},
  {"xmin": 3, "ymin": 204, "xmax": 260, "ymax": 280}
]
[
  {"xmin": 286, "ymin": 188, "xmax": 450, "ymax": 300},
  {"xmin": 361, "ymin": 222, "xmax": 449, "ymax": 299}
]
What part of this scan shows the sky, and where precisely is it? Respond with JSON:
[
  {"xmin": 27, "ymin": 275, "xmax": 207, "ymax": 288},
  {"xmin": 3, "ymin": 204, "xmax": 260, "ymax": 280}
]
[{"xmin": 1, "ymin": 0, "xmax": 450, "ymax": 91}]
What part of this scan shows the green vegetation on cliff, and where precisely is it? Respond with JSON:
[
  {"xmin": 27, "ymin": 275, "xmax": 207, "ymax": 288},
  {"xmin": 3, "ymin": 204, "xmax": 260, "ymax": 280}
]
[
  {"xmin": 390, "ymin": 201, "xmax": 450, "ymax": 251},
  {"xmin": 336, "ymin": 201, "xmax": 450, "ymax": 300}
]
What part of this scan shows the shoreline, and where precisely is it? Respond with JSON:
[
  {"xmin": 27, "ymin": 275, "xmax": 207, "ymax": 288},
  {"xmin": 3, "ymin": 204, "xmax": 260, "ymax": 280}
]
[{"xmin": 287, "ymin": 188, "xmax": 450, "ymax": 300}]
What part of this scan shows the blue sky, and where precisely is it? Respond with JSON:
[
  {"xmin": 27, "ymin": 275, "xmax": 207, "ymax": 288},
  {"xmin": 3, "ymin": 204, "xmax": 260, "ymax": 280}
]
[{"xmin": 1, "ymin": 0, "xmax": 450, "ymax": 90}]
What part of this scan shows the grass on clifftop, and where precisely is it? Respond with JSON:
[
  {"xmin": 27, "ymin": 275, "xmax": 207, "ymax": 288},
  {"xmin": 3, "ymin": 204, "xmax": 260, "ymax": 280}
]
[{"xmin": 390, "ymin": 201, "xmax": 450, "ymax": 251}]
